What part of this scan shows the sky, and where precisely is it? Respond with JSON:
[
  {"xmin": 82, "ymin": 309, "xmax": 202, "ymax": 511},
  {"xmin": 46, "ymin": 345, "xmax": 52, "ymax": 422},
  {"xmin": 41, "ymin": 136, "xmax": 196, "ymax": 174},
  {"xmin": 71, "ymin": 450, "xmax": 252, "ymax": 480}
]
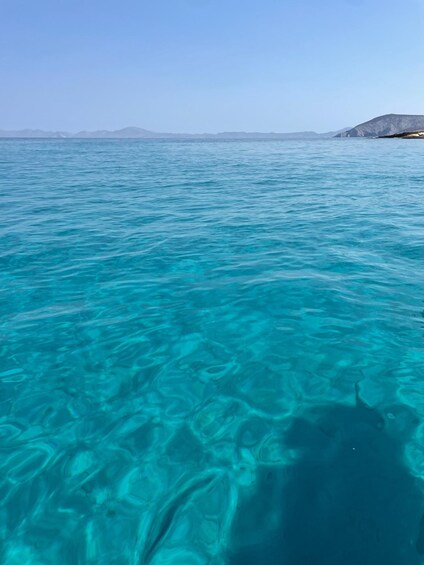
[{"xmin": 1, "ymin": 0, "xmax": 424, "ymax": 133}]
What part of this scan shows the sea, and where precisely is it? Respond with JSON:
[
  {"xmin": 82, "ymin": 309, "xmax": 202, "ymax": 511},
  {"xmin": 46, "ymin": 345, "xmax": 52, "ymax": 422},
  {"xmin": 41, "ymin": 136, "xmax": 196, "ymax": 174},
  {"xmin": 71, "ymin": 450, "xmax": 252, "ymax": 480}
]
[{"xmin": 1, "ymin": 138, "xmax": 424, "ymax": 564}]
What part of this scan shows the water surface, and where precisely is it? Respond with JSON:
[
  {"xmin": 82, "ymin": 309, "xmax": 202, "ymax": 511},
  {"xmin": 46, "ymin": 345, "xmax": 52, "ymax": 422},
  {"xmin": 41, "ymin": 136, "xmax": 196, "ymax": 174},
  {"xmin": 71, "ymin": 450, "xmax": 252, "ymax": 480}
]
[{"xmin": 1, "ymin": 139, "xmax": 424, "ymax": 563}]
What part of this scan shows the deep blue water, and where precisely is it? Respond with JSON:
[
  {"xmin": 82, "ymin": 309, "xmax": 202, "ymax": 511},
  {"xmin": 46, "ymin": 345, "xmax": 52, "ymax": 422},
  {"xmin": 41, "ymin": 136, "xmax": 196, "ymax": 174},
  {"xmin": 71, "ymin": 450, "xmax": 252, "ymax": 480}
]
[{"xmin": 1, "ymin": 139, "xmax": 424, "ymax": 564}]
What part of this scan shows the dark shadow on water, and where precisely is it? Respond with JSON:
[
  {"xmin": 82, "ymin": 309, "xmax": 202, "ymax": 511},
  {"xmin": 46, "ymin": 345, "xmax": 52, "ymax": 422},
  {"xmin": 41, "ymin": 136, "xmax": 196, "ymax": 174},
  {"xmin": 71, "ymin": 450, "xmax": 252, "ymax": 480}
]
[{"xmin": 229, "ymin": 392, "xmax": 424, "ymax": 565}]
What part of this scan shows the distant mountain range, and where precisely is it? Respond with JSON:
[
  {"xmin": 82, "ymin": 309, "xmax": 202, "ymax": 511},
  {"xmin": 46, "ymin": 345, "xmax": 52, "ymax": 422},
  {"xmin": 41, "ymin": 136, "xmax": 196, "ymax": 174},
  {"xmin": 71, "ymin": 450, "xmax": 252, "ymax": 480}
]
[
  {"xmin": 336, "ymin": 114, "xmax": 424, "ymax": 138},
  {"xmin": 0, "ymin": 127, "xmax": 349, "ymax": 140},
  {"xmin": 4, "ymin": 115, "xmax": 424, "ymax": 139}
]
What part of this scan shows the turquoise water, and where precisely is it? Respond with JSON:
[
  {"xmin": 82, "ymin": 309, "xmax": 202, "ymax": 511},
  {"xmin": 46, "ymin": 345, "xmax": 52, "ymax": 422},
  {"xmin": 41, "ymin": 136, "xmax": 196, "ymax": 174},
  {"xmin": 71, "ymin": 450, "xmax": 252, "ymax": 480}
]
[{"xmin": 1, "ymin": 139, "xmax": 424, "ymax": 564}]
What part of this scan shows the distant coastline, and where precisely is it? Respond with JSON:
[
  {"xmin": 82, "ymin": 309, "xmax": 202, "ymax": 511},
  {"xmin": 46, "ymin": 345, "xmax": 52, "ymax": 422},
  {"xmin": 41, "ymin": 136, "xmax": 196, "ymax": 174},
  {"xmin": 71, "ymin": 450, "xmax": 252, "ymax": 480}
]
[
  {"xmin": 3, "ymin": 114, "xmax": 424, "ymax": 140},
  {"xmin": 0, "ymin": 127, "xmax": 348, "ymax": 140}
]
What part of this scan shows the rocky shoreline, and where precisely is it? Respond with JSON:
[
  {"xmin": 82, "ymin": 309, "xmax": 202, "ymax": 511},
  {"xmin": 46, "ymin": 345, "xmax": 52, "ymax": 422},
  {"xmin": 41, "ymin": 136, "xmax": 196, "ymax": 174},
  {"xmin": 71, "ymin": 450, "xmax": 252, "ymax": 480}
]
[{"xmin": 379, "ymin": 130, "xmax": 424, "ymax": 139}]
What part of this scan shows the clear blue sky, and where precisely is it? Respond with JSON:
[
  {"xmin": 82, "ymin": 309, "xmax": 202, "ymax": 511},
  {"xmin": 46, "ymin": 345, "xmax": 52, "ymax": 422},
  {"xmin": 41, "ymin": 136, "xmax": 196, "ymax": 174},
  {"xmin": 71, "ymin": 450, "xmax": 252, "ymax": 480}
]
[{"xmin": 1, "ymin": 0, "xmax": 423, "ymax": 133}]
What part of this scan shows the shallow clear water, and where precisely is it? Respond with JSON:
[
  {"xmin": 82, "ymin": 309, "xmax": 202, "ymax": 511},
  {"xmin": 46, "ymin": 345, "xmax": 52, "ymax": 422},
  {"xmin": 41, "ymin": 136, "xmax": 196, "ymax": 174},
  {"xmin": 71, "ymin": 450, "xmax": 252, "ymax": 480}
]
[{"xmin": 1, "ymin": 139, "xmax": 424, "ymax": 564}]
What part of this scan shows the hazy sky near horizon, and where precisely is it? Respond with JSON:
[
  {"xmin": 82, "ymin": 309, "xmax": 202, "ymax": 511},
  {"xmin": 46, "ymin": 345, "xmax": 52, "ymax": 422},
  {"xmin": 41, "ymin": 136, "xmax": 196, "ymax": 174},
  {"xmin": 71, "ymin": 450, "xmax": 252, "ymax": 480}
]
[{"xmin": 1, "ymin": 0, "xmax": 424, "ymax": 133}]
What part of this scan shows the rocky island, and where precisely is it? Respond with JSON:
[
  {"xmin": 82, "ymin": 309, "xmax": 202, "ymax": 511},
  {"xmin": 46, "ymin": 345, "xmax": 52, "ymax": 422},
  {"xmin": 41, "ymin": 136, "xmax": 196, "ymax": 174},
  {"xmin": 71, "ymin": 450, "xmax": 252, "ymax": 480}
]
[{"xmin": 336, "ymin": 114, "xmax": 424, "ymax": 138}]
